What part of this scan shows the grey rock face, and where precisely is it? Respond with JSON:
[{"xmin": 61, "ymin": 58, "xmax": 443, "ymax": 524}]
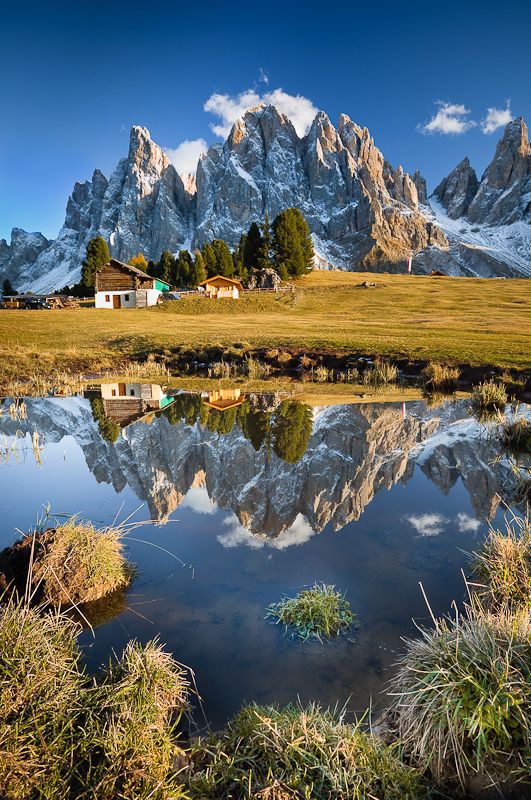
[
  {"xmin": 467, "ymin": 118, "xmax": 531, "ymax": 225},
  {"xmin": 196, "ymin": 105, "xmax": 446, "ymax": 270},
  {"xmin": 412, "ymin": 170, "xmax": 428, "ymax": 205},
  {"xmin": 433, "ymin": 157, "xmax": 479, "ymax": 219},
  {"xmin": 0, "ymin": 229, "xmax": 50, "ymax": 288}
]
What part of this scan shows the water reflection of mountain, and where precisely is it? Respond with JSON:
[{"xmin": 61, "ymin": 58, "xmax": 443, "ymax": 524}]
[{"xmin": 0, "ymin": 393, "xmax": 521, "ymax": 536}]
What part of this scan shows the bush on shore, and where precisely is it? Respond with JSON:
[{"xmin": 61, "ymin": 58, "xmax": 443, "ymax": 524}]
[
  {"xmin": 389, "ymin": 609, "xmax": 531, "ymax": 789},
  {"xmin": 470, "ymin": 518, "xmax": 530, "ymax": 613},
  {"xmin": 471, "ymin": 380, "xmax": 508, "ymax": 418},
  {"xmin": 421, "ymin": 362, "xmax": 460, "ymax": 392},
  {"xmin": 0, "ymin": 601, "xmax": 190, "ymax": 800},
  {"xmin": 186, "ymin": 702, "xmax": 429, "ymax": 800}
]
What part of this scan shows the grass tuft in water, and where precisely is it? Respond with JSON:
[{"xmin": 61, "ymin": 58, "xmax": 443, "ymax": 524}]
[
  {"xmin": 0, "ymin": 517, "xmax": 133, "ymax": 607},
  {"xmin": 266, "ymin": 583, "xmax": 355, "ymax": 642},
  {"xmin": 88, "ymin": 639, "xmax": 190, "ymax": 799},
  {"xmin": 471, "ymin": 380, "xmax": 508, "ymax": 417},
  {"xmin": 186, "ymin": 702, "xmax": 429, "ymax": 800},
  {"xmin": 0, "ymin": 600, "xmax": 85, "ymax": 800},
  {"xmin": 361, "ymin": 359, "xmax": 398, "ymax": 388},
  {"xmin": 421, "ymin": 362, "xmax": 460, "ymax": 392},
  {"xmin": 389, "ymin": 608, "xmax": 531, "ymax": 788},
  {"xmin": 470, "ymin": 517, "xmax": 530, "ymax": 613},
  {"xmin": 500, "ymin": 415, "xmax": 531, "ymax": 456}
]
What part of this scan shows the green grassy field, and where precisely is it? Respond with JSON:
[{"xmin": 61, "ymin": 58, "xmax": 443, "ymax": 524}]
[{"xmin": 0, "ymin": 271, "xmax": 530, "ymax": 381}]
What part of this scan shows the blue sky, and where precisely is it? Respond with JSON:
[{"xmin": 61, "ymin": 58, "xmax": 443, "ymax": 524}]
[{"xmin": 1, "ymin": 0, "xmax": 530, "ymax": 241}]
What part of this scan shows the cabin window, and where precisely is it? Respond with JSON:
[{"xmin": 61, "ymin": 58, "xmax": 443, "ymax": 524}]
[
  {"xmin": 124, "ymin": 294, "xmax": 130, "ymax": 301},
  {"xmin": 111, "ymin": 389, "xmax": 116, "ymax": 396},
  {"xmin": 129, "ymin": 389, "xmax": 135, "ymax": 396},
  {"xmin": 105, "ymin": 294, "xmax": 110, "ymax": 302}
]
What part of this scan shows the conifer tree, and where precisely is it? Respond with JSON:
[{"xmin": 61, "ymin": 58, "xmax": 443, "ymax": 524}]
[
  {"xmin": 175, "ymin": 250, "xmax": 194, "ymax": 286},
  {"xmin": 257, "ymin": 212, "xmax": 272, "ymax": 270},
  {"xmin": 232, "ymin": 234, "xmax": 248, "ymax": 282},
  {"xmin": 193, "ymin": 251, "xmax": 207, "ymax": 285},
  {"xmin": 2, "ymin": 277, "xmax": 15, "ymax": 296},
  {"xmin": 81, "ymin": 236, "xmax": 110, "ymax": 289},
  {"xmin": 271, "ymin": 208, "xmax": 314, "ymax": 278},
  {"xmin": 243, "ymin": 222, "xmax": 263, "ymax": 271},
  {"xmin": 157, "ymin": 251, "xmax": 175, "ymax": 285},
  {"xmin": 211, "ymin": 239, "xmax": 234, "ymax": 276},
  {"xmin": 202, "ymin": 243, "xmax": 217, "ymax": 277}
]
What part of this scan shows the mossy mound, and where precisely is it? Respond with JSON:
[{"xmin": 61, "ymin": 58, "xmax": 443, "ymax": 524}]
[{"xmin": 0, "ymin": 519, "xmax": 133, "ymax": 607}]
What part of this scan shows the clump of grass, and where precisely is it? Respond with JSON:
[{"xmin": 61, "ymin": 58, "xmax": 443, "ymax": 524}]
[
  {"xmin": 470, "ymin": 517, "xmax": 530, "ymax": 613},
  {"xmin": 245, "ymin": 357, "xmax": 271, "ymax": 379},
  {"xmin": 124, "ymin": 354, "xmax": 170, "ymax": 378},
  {"xmin": 361, "ymin": 359, "xmax": 398, "ymax": 388},
  {"xmin": 421, "ymin": 362, "xmax": 460, "ymax": 392},
  {"xmin": 471, "ymin": 380, "xmax": 508, "ymax": 416},
  {"xmin": 0, "ymin": 518, "xmax": 133, "ymax": 607},
  {"xmin": 90, "ymin": 639, "xmax": 190, "ymax": 799},
  {"xmin": 186, "ymin": 702, "xmax": 428, "ymax": 800},
  {"xmin": 313, "ymin": 365, "xmax": 332, "ymax": 383},
  {"xmin": 267, "ymin": 583, "xmax": 355, "ymax": 642},
  {"xmin": 208, "ymin": 359, "xmax": 234, "ymax": 378},
  {"xmin": 0, "ymin": 600, "xmax": 85, "ymax": 799},
  {"xmin": 390, "ymin": 609, "xmax": 531, "ymax": 788},
  {"xmin": 500, "ymin": 415, "xmax": 531, "ymax": 456}
]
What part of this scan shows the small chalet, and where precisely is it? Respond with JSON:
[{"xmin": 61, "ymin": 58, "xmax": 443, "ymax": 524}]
[
  {"xmin": 198, "ymin": 275, "xmax": 243, "ymax": 299},
  {"xmin": 98, "ymin": 383, "xmax": 174, "ymax": 426},
  {"xmin": 95, "ymin": 259, "xmax": 170, "ymax": 309},
  {"xmin": 204, "ymin": 388, "xmax": 245, "ymax": 411}
]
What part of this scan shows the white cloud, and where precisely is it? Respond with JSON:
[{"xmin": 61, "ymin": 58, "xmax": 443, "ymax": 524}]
[
  {"xmin": 456, "ymin": 512, "xmax": 481, "ymax": 533},
  {"xmin": 218, "ymin": 512, "xmax": 316, "ymax": 550},
  {"xmin": 481, "ymin": 102, "xmax": 512, "ymax": 134},
  {"xmin": 165, "ymin": 138, "xmax": 207, "ymax": 176},
  {"xmin": 258, "ymin": 67, "xmax": 269, "ymax": 86},
  {"xmin": 406, "ymin": 513, "xmax": 449, "ymax": 537},
  {"xmin": 419, "ymin": 102, "xmax": 476, "ymax": 135},
  {"xmin": 181, "ymin": 486, "xmax": 218, "ymax": 515},
  {"xmin": 204, "ymin": 87, "xmax": 319, "ymax": 138}
]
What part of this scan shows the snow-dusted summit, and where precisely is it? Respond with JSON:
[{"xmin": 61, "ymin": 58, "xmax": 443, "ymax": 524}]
[{"xmin": 1, "ymin": 110, "xmax": 530, "ymax": 290}]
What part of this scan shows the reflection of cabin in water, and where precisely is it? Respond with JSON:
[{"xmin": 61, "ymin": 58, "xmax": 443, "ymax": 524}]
[
  {"xmin": 95, "ymin": 260, "xmax": 171, "ymax": 308},
  {"xmin": 203, "ymin": 388, "xmax": 245, "ymax": 411},
  {"xmin": 198, "ymin": 275, "xmax": 243, "ymax": 299},
  {"xmin": 99, "ymin": 383, "xmax": 174, "ymax": 426}
]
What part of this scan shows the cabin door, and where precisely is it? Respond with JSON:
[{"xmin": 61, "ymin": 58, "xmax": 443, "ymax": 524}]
[{"xmin": 113, "ymin": 295, "xmax": 121, "ymax": 309}]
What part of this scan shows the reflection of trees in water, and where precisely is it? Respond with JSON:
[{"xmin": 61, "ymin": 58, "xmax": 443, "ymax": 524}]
[
  {"xmin": 163, "ymin": 395, "xmax": 313, "ymax": 464},
  {"xmin": 90, "ymin": 398, "xmax": 120, "ymax": 444}
]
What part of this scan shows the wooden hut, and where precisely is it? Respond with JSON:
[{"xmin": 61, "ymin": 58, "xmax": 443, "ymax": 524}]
[
  {"xmin": 198, "ymin": 275, "xmax": 243, "ymax": 299},
  {"xmin": 95, "ymin": 259, "xmax": 170, "ymax": 308}
]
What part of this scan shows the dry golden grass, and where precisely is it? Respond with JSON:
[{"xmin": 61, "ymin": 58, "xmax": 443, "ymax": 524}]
[{"xmin": 0, "ymin": 272, "xmax": 529, "ymax": 381}]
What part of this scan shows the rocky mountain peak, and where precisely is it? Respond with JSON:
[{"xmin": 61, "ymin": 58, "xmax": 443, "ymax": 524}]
[
  {"xmin": 466, "ymin": 117, "xmax": 530, "ymax": 225},
  {"xmin": 433, "ymin": 156, "xmax": 479, "ymax": 219}
]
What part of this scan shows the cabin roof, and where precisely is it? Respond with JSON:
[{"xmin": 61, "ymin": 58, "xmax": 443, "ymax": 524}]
[
  {"xmin": 198, "ymin": 275, "xmax": 243, "ymax": 288},
  {"xmin": 102, "ymin": 259, "xmax": 170, "ymax": 288}
]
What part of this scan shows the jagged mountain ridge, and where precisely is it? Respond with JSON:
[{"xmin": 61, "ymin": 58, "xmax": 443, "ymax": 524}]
[
  {"xmin": 0, "ymin": 396, "xmax": 520, "ymax": 536},
  {"xmin": 1, "ymin": 109, "xmax": 530, "ymax": 290}
]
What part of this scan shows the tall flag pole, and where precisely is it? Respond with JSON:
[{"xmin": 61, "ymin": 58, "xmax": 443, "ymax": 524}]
[{"xmin": 407, "ymin": 255, "xmax": 413, "ymax": 274}]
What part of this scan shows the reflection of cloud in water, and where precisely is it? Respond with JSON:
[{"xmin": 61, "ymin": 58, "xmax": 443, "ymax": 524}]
[
  {"xmin": 218, "ymin": 513, "xmax": 316, "ymax": 550},
  {"xmin": 406, "ymin": 513, "xmax": 449, "ymax": 537},
  {"xmin": 181, "ymin": 487, "xmax": 218, "ymax": 515},
  {"xmin": 456, "ymin": 512, "xmax": 481, "ymax": 533}
]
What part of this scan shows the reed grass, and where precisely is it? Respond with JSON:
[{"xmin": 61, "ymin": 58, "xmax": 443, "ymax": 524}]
[
  {"xmin": 0, "ymin": 600, "xmax": 191, "ymax": 800},
  {"xmin": 266, "ymin": 583, "xmax": 355, "ymax": 642},
  {"xmin": 389, "ymin": 609, "xmax": 531, "ymax": 788},
  {"xmin": 501, "ymin": 415, "xmax": 531, "ymax": 456},
  {"xmin": 470, "ymin": 517, "xmax": 530, "ymax": 613},
  {"xmin": 0, "ymin": 600, "xmax": 86, "ymax": 800},
  {"xmin": 186, "ymin": 702, "xmax": 429, "ymax": 799},
  {"xmin": 421, "ymin": 362, "xmax": 460, "ymax": 392},
  {"xmin": 0, "ymin": 518, "xmax": 133, "ymax": 607},
  {"xmin": 89, "ymin": 639, "xmax": 190, "ymax": 799},
  {"xmin": 361, "ymin": 359, "xmax": 398, "ymax": 388},
  {"xmin": 471, "ymin": 380, "xmax": 508, "ymax": 415}
]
